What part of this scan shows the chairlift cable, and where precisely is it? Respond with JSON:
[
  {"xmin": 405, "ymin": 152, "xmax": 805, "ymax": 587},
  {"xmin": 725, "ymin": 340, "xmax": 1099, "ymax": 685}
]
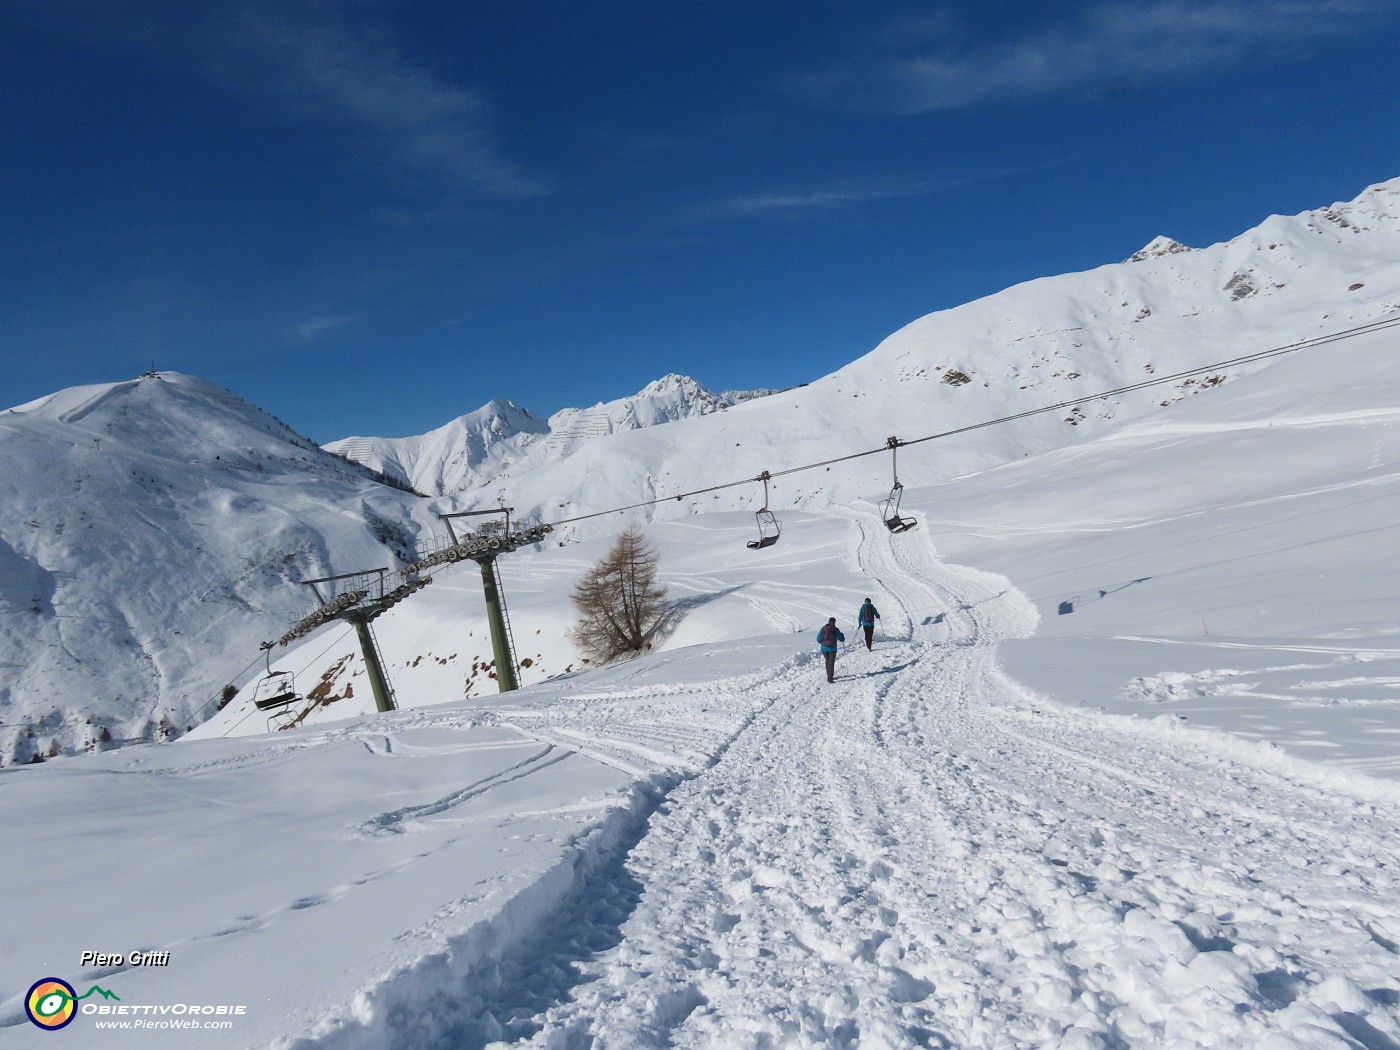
[
  {"xmin": 188, "ymin": 650, "xmax": 268, "ymax": 724},
  {"xmin": 898, "ymin": 314, "xmax": 1400, "ymax": 452}
]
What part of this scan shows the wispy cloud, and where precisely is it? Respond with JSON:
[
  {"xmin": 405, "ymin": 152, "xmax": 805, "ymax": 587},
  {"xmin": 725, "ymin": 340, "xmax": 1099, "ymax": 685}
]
[
  {"xmin": 245, "ymin": 12, "xmax": 545, "ymax": 199},
  {"xmin": 139, "ymin": 2, "xmax": 547, "ymax": 202},
  {"xmin": 789, "ymin": 0, "xmax": 1395, "ymax": 113},
  {"xmin": 705, "ymin": 181, "xmax": 943, "ymax": 219},
  {"xmin": 289, "ymin": 313, "xmax": 356, "ymax": 344},
  {"xmin": 700, "ymin": 162, "xmax": 1072, "ymax": 221}
]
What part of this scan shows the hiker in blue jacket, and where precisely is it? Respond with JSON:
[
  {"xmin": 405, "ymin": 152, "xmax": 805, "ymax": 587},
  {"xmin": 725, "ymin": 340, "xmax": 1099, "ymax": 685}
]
[
  {"xmin": 817, "ymin": 617, "xmax": 845, "ymax": 683},
  {"xmin": 857, "ymin": 598, "xmax": 881, "ymax": 651}
]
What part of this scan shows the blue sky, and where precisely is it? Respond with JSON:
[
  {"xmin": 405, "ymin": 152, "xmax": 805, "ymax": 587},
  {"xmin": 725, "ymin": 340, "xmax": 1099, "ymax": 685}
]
[{"xmin": 3, "ymin": 0, "xmax": 1398, "ymax": 442}]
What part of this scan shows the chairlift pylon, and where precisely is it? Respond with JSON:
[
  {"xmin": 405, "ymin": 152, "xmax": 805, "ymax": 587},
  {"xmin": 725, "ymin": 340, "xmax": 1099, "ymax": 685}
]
[
  {"xmin": 880, "ymin": 437, "xmax": 918, "ymax": 533},
  {"xmin": 747, "ymin": 471, "xmax": 781, "ymax": 550}
]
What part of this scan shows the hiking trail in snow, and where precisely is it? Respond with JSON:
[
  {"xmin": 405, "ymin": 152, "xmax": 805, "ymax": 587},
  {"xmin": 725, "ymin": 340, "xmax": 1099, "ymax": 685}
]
[{"xmin": 291, "ymin": 513, "xmax": 1400, "ymax": 1049}]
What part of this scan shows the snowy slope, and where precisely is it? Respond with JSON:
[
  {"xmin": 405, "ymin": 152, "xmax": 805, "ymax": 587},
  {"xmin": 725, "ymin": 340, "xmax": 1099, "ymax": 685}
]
[
  {"xmin": 0, "ymin": 373, "xmax": 430, "ymax": 766},
  {"xmin": 201, "ymin": 311, "xmax": 1400, "ymax": 781},
  {"xmin": 325, "ymin": 398, "xmax": 550, "ymax": 498},
  {"xmin": 922, "ymin": 317, "xmax": 1400, "ymax": 780},
  {"xmin": 325, "ymin": 374, "xmax": 776, "ymax": 496}
]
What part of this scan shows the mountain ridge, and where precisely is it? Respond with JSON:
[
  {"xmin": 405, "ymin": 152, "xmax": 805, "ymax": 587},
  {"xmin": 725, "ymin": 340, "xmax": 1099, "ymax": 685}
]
[{"xmin": 325, "ymin": 373, "xmax": 778, "ymax": 496}]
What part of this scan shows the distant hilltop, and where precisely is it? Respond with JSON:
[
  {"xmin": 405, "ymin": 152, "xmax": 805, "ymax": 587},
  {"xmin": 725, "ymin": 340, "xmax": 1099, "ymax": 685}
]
[{"xmin": 325, "ymin": 374, "xmax": 778, "ymax": 497}]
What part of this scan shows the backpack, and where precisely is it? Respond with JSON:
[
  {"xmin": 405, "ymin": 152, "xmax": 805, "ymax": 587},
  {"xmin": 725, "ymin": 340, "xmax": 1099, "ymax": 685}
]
[{"xmin": 819, "ymin": 623, "xmax": 837, "ymax": 646}]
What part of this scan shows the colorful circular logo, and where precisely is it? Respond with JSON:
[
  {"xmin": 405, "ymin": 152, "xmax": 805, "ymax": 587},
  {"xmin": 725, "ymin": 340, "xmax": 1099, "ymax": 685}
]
[{"xmin": 26, "ymin": 978, "xmax": 77, "ymax": 1030}]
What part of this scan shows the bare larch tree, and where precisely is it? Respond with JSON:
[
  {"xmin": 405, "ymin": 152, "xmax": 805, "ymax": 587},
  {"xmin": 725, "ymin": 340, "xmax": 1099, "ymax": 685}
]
[{"xmin": 568, "ymin": 527, "xmax": 669, "ymax": 664}]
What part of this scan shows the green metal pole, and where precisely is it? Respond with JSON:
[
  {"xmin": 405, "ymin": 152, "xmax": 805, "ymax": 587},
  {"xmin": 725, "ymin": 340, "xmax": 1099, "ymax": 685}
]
[
  {"xmin": 478, "ymin": 556, "xmax": 520, "ymax": 692},
  {"xmin": 352, "ymin": 617, "xmax": 397, "ymax": 712}
]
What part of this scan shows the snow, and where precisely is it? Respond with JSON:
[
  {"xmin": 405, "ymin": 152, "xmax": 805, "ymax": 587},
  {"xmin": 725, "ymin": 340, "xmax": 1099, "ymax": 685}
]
[
  {"xmin": 8, "ymin": 177, "xmax": 1400, "ymax": 763},
  {"xmin": 928, "ymin": 320, "xmax": 1400, "ymax": 784},
  {"xmin": 3, "ymin": 176, "xmax": 1400, "ymax": 1047},
  {"xmin": 4, "ymin": 516, "xmax": 1398, "ymax": 1047}
]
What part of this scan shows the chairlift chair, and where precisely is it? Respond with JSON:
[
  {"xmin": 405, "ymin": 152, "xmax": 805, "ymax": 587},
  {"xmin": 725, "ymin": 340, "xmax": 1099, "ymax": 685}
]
[
  {"xmin": 749, "ymin": 509, "xmax": 780, "ymax": 549},
  {"xmin": 880, "ymin": 482, "xmax": 918, "ymax": 533},
  {"xmin": 881, "ymin": 437, "xmax": 918, "ymax": 533},
  {"xmin": 746, "ymin": 471, "xmax": 781, "ymax": 550},
  {"xmin": 253, "ymin": 645, "xmax": 303, "ymax": 730},
  {"xmin": 253, "ymin": 670, "xmax": 303, "ymax": 732},
  {"xmin": 252, "ymin": 671, "xmax": 299, "ymax": 710}
]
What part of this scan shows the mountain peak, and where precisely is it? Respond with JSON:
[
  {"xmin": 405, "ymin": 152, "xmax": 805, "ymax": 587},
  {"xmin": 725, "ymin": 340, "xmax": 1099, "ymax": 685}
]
[
  {"xmin": 636, "ymin": 373, "xmax": 703, "ymax": 397},
  {"xmin": 1127, "ymin": 236, "xmax": 1193, "ymax": 263}
]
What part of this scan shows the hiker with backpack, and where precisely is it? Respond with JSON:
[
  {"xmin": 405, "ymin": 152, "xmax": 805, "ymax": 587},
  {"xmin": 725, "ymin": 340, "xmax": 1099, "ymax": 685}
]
[
  {"xmin": 857, "ymin": 598, "xmax": 881, "ymax": 651},
  {"xmin": 817, "ymin": 617, "xmax": 845, "ymax": 683}
]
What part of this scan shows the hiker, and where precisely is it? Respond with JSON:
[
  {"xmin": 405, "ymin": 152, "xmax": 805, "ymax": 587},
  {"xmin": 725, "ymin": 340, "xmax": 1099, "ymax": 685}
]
[
  {"xmin": 817, "ymin": 617, "xmax": 845, "ymax": 683},
  {"xmin": 857, "ymin": 597, "xmax": 881, "ymax": 651}
]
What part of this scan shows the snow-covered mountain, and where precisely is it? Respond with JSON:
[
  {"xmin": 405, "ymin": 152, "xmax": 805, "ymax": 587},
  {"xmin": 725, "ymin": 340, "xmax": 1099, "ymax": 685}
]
[
  {"xmin": 326, "ymin": 374, "xmax": 777, "ymax": 496},
  {"xmin": 3, "ymin": 177, "xmax": 1399, "ymax": 770},
  {"xmin": 0, "ymin": 373, "xmax": 429, "ymax": 766}
]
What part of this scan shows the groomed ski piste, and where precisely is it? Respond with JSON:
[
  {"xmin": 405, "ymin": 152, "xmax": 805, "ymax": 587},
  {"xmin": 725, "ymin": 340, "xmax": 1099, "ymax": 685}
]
[{"xmin": 4, "ymin": 508, "xmax": 1398, "ymax": 1049}]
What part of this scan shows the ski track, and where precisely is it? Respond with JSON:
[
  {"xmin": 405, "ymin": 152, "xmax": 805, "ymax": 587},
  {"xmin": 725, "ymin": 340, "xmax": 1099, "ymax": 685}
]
[{"xmin": 298, "ymin": 512, "xmax": 1400, "ymax": 1050}]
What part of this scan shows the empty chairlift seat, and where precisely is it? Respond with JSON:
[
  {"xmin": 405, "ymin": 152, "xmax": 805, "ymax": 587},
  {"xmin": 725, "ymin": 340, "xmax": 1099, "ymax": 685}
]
[
  {"xmin": 748, "ymin": 508, "xmax": 781, "ymax": 549},
  {"xmin": 746, "ymin": 471, "xmax": 781, "ymax": 550},
  {"xmin": 880, "ymin": 437, "xmax": 918, "ymax": 533},
  {"xmin": 880, "ymin": 482, "xmax": 918, "ymax": 533}
]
